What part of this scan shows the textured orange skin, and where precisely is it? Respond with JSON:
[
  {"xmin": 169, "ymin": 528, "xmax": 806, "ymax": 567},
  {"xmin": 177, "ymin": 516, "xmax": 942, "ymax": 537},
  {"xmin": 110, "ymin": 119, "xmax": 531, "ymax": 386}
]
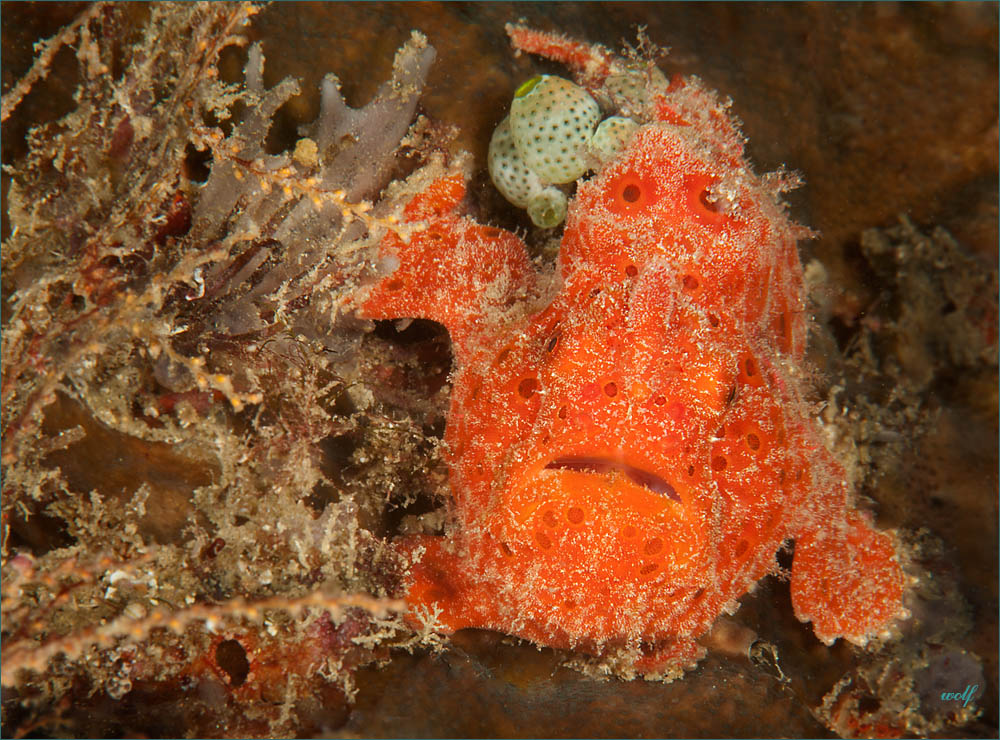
[{"xmin": 362, "ymin": 27, "xmax": 906, "ymax": 675}]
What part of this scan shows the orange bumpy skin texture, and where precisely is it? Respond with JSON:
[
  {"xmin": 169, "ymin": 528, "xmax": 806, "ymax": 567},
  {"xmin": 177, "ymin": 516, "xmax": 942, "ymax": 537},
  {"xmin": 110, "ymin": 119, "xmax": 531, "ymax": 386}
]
[{"xmin": 362, "ymin": 25, "xmax": 907, "ymax": 678}]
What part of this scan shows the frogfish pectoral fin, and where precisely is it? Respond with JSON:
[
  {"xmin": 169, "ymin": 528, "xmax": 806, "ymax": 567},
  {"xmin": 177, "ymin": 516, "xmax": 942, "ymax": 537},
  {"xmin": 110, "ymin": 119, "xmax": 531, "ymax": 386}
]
[
  {"xmin": 397, "ymin": 534, "xmax": 487, "ymax": 634},
  {"xmin": 790, "ymin": 511, "xmax": 907, "ymax": 646},
  {"xmin": 360, "ymin": 172, "xmax": 536, "ymax": 361}
]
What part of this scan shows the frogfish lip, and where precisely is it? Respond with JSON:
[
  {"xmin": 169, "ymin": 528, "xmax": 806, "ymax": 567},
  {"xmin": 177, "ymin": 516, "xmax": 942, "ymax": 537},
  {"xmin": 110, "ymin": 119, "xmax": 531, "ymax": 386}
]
[
  {"xmin": 543, "ymin": 456, "xmax": 680, "ymax": 502},
  {"xmin": 499, "ymin": 450, "xmax": 705, "ymax": 587}
]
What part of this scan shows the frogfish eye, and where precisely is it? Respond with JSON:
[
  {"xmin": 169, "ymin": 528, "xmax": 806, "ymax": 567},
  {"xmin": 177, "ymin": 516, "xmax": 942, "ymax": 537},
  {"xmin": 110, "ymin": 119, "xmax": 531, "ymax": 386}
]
[
  {"xmin": 686, "ymin": 173, "xmax": 729, "ymax": 226},
  {"xmin": 606, "ymin": 172, "xmax": 656, "ymax": 215}
]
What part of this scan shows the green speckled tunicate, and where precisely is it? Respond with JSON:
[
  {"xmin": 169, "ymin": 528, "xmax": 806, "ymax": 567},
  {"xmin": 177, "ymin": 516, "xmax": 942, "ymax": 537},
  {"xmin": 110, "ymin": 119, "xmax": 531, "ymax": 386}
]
[
  {"xmin": 488, "ymin": 115, "xmax": 568, "ymax": 226},
  {"xmin": 488, "ymin": 74, "xmax": 639, "ymax": 228},
  {"xmin": 603, "ymin": 66, "xmax": 667, "ymax": 118},
  {"xmin": 509, "ymin": 75, "xmax": 600, "ymax": 185},
  {"xmin": 525, "ymin": 189, "xmax": 567, "ymax": 228},
  {"xmin": 488, "ymin": 116, "xmax": 540, "ymax": 208},
  {"xmin": 590, "ymin": 116, "xmax": 640, "ymax": 163}
]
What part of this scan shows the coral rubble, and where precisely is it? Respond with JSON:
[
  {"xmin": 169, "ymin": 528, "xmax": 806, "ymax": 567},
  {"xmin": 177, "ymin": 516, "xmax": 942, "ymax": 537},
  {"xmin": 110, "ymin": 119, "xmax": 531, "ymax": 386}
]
[{"xmin": 2, "ymin": 3, "xmax": 450, "ymax": 736}]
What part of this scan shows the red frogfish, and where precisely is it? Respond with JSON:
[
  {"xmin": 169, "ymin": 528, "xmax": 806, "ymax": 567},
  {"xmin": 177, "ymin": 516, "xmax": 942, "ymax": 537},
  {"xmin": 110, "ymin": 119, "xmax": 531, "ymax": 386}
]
[{"xmin": 360, "ymin": 24, "xmax": 908, "ymax": 678}]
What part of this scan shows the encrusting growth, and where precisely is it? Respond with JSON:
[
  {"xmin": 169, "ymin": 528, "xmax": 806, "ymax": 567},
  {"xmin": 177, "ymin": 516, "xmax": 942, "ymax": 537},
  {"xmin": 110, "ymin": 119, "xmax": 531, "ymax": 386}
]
[{"xmin": 2, "ymin": 4, "xmax": 447, "ymax": 734}]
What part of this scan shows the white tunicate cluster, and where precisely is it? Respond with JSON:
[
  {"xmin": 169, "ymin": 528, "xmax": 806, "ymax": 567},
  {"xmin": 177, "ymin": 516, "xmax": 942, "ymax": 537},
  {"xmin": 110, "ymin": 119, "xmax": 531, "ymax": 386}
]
[
  {"xmin": 488, "ymin": 74, "xmax": 640, "ymax": 228},
  {"xmin": 488, "ymin": 116, "xmax": 562, "ymax": 210},
  {"xmin": 590, "ymin": 116, "xmax": 640, "ymax": 162},
  {"xmin": 603, "ymin": 66, "xmax": 668, "ymax": 118}
]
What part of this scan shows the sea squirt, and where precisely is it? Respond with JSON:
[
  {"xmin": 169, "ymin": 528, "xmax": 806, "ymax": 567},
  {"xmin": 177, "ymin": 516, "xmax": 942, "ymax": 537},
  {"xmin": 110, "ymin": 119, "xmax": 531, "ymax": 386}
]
[{"xmin": 488, "ymin": 73, "xmax": 639, "ymax": 227}]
